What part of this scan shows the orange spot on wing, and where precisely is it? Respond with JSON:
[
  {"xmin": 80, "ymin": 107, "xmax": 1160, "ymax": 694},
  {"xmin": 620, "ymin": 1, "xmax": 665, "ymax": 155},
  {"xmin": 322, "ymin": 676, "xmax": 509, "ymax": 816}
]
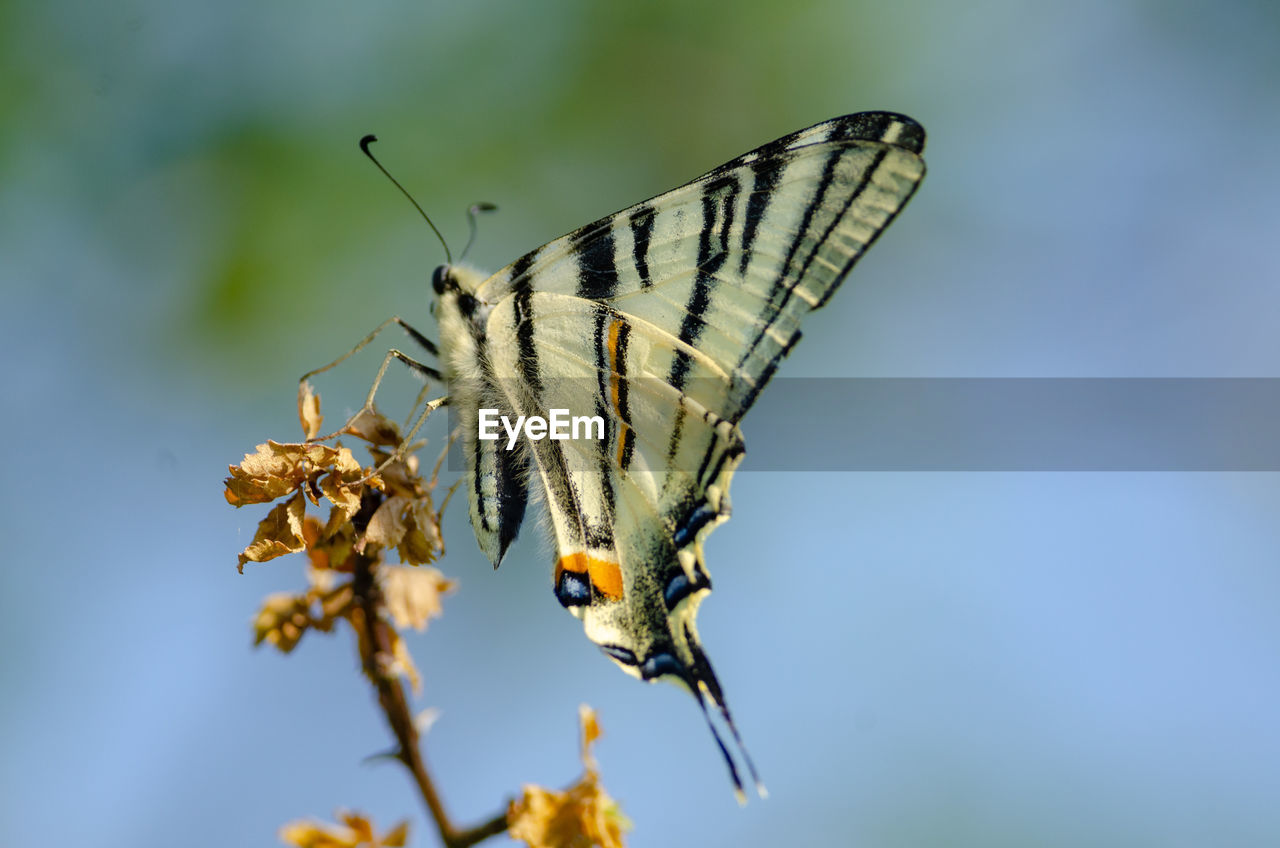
[
  {"xmin": 555, "ymin": 552, "xmax": 624, "ymax": 600},
  {"xmin": 588, "ymin": 558, "xmax": 624, "ymax": 600}
]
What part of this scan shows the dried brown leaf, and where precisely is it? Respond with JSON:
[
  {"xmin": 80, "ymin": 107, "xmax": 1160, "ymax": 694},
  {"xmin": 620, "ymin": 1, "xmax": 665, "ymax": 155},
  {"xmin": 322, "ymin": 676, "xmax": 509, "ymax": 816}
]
[
  {"xmin": 280, "ymin": 811, "xmax": 409, "ymax": 848},
  {"xmin": 302, "ymin": 515, "xmax": 327, "ymax": 560},
  {"xmin": 308, "ymin": 516, "xmax": 360, "ymax": 573},
  {"xmin": 343, "ymin": 407, "xmax": 403, "ymax": 448},
  {"xmin": 318, "ymin": 471, "xmax": 364, "ymax": 525},
  {"xmin": 224, "ymin": 448, "xmax": 302, "ymax": 506},
  {"xmin": 579, "ymin": 704, "xmax": 601, "ymax": 771},
  {"xmin": 508, "ymin": 778, "xmax": 628, "ymax": 848},
  {"xmin": 317, "ymin": 503, "xmax": 349, "ymax": 546},
  {"xmin": 298, "ymin": 381, "xmax": 324, "ymax": 440},
  {"xmin": 508, "ymin": 706, "xmax": 629, "ymax": 848},
  {"xmin": 338, "ymin": 812, "xmax": 375, "ymax": 844},
  {"xmin": 349, "ymin": 477, "xmax": 441, "ymax": 565},
  {"xmin": 238, "ymin": 491, "xmax": 307, "ymax": 572},
  {"xmin": 368, "ymin": 447, "xmax": 423, "ymax": 500},
  {"xmin": 318, "ymin": 444, "xmax": 363, "ymax": 474},
  {"xmin": 253, "ymin": 591, "xmax": 313, "ymax": 653},
  {"xmin": 314, "ymin": 581, "xmax": 355, "ymax": 630},
  {"xmin": 361, "ymin": 495, "xmax": 410, "ymax": 551},
  {"xmin": 376, "ymin": 821, "xmax": 407, "ymax": 848},
  {"xmin": 398, "ymin": 496, "xmax": 443, "ymax": 565},
  {"xmin": 225, "ymin": 441, "xmax": 364, "ymax": 507},
  {"xmin": 381, "ymin": 565, "xmax": 455, "ymax": 632}
]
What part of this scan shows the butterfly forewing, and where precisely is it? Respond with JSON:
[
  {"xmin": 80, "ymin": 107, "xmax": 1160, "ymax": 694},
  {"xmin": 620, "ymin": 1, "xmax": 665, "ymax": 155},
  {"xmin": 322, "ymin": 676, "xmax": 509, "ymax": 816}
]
[{"xmin": 476, "ymin": 112, "xmax": 925, "ymax": 420}]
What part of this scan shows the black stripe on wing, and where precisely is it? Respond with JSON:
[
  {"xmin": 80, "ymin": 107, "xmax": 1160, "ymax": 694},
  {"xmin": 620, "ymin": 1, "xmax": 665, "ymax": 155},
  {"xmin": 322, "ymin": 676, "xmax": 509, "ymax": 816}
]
[
  {"xmin": 592, "ymin": 305, "xmax": 619, "ymax": 530},
  {"xmin": 665, "ymin": 172, "xmax": 741, "ymax": 467},
  {"xmin": 513, "ymin": 286, "xmax": 544, "ymax": 397},
  {"xmin": 612, "ymin": 318, "xmax": 637, "ymax": 471},
  {"xmin": 738, "ymin": 158, "xmax": 782, "ymax": 277},
  {"xmin": 629, "ymin": 205, "xmax": 656, "ymax": 290},
  {"xmin": 468, "ymin": 293, "xmax": 534, "ymax": 565},
  {"xmin": 577, "ymin": 226, "xmax": 621, "ymax": 300},
  {"xmin": 736, "ymin": 145, "xmax": 888, "ymax": 379},
  {"xmin": 668, "ymin": 173, "xmax": 741, "ymax": 391},
  {"xmin": 491, "ymin": 435, "xmax": 531, "ymax": 562}
]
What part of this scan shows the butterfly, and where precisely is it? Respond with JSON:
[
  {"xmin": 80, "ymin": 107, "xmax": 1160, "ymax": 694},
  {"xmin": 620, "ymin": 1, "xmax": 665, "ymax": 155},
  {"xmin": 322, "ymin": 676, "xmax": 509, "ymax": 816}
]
[{"xmin": 403, "ymin": 112, "xmax": 924, "ymax": 799}]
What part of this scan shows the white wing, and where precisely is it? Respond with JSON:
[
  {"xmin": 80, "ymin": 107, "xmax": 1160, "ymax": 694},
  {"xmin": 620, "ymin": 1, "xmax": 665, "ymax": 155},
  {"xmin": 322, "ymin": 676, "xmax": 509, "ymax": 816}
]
[{"xmin": 437, "ymin": 111, "xmax": 927, "ymax": 798}]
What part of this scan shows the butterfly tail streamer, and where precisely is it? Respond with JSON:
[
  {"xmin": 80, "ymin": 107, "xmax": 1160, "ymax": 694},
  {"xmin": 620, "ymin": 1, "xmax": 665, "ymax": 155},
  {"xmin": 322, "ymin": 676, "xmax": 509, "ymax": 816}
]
[
  {"xmin": 691, "ymin": 682, "xmax": 749, "ymax": 805},
  {"xmin": 686, "ymin": 628, "xmax": 767, "ymax": 801},
  {"xmin": 705, "ymin": 685, "xmax": 767, "ymax": 800}
]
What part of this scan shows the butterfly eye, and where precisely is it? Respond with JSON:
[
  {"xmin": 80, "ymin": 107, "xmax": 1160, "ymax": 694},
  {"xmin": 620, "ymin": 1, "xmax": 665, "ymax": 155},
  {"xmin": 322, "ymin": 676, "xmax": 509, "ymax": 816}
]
[{"xmin": 431, "ymin": 265, "xmax": 450, "ymax": 295}]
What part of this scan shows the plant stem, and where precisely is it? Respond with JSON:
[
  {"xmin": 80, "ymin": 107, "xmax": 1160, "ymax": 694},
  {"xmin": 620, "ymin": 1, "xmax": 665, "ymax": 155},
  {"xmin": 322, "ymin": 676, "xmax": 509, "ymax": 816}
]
[{"xmin": 351, "ymin": 551, "xmax": 510, "ymax": 848}]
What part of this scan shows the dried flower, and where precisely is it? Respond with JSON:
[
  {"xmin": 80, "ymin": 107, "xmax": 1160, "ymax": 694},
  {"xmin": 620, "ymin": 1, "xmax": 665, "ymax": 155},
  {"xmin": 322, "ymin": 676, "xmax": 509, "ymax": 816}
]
[
  {"xmin": 508, "ymin": 706, "xmax": 630, "ymax": 848},
  {"xmin": 280, "ymin": 810, "xmax": 408, "ymax": 848}
]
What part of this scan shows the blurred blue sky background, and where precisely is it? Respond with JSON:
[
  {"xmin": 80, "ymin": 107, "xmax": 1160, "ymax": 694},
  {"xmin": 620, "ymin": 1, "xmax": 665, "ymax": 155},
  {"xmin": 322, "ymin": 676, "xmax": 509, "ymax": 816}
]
[{"xmin": 3, "ymin": 0, "xmax": 1279, "ymax": 846}]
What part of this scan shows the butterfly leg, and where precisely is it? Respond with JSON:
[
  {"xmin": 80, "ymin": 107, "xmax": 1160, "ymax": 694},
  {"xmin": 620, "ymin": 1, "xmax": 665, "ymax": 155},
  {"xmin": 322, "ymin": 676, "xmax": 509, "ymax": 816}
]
[
  {"xmin": 354, "ymin": 391, "xmax": 451, "ymax": 485},
  {"xmin": 300, "ymin": 317, "xmax": 453, "ymax": 483},
  {"xmin": 305, "ymin": 344, "xmax": 445, "ymax": 440},
  {"xmin": 301, "ymin": 315, "xmax": 445, "ymax": 437},
  {"xmin": 304, "ymin": 340, "xmax": 453, "ymax": 485},
  {"xmin": 300, "ymin": 316, "xmax": 441, "ymax": 385}
]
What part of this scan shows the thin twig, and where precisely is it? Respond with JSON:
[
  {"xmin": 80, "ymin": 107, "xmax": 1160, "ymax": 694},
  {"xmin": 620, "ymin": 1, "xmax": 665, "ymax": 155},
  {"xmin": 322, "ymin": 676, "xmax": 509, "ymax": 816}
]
[{"xmin": 350, "ymin": 549, "xmax": 510, "ymax": 848}]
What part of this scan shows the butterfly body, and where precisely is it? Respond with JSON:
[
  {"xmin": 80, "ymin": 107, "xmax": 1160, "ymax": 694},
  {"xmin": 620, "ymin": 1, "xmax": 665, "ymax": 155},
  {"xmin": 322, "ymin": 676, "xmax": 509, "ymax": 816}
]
[{"xmin": 432, "ymin": 112, "xmax": 926, "ymax": 796}]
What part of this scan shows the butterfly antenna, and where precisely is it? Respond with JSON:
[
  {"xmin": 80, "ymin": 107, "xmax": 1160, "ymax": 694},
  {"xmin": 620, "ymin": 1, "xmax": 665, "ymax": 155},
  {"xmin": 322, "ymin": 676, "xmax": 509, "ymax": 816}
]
[
  {"xmin": 359, "ymin": 134, "xmax": 452, "ymax": 265},
  {"xmin": 460, "ymin": 202, "xmax": 498, "ymax": 262}
]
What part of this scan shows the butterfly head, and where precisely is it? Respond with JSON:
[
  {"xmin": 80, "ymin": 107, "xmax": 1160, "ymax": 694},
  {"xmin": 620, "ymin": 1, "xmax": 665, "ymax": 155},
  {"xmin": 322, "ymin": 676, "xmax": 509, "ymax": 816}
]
[
  {"xmin": 430, "ymin": 263, "xmax": 493, "ymax": 346},
  {"xmin": 431, "ymin": 263, "xmax": 486, "ymax": 309}
]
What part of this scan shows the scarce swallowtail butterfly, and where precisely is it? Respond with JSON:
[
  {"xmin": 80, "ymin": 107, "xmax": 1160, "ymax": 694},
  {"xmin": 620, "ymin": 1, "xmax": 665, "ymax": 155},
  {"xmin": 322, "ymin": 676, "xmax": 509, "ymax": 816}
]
[{"xmin": 421, "ymin": 112, "xmax": 924, "ymax": 799}]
